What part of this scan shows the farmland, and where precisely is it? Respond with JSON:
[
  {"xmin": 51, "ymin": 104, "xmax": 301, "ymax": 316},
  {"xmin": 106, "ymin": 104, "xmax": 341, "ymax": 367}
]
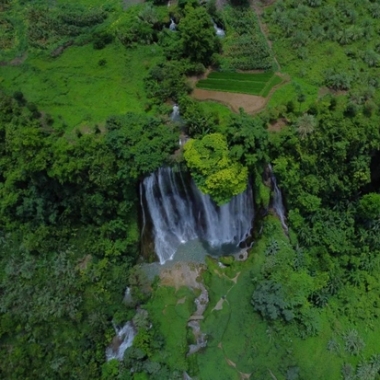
[{"xmin": 196, "ymin": 71, "xmax": 283, "ymax": 96}]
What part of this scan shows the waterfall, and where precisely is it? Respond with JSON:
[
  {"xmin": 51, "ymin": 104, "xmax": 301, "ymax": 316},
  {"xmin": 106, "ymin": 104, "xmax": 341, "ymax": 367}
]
[
  {"xmin": 268, "ymin": 164, "xmax": 288, "ymax": 233},
  {"xmin": 140, "ymin": 184, "xmax": 146, "ymax": 239},
  {"xmin": 213, "ymin": 21, "xmax": 225, "ymax": 37},
  {"xmin": 106, "ymin": 321, "xmax": 136, "ymax": 361},
  {"xmin": 169, "ymin": 18, "xmax": 176, "ymax": 31},
  {"xmin": 171, "ymin": 104, "xmax": 180, "ymax": 122},
  {"xmin": 141, "ymin": 167, "xmax": 254, "ymax": 264}
]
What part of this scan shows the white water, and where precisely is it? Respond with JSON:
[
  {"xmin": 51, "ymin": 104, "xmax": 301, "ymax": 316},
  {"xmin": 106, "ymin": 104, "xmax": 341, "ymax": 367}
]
[
  {"xmin": 268, "ymin": 164, "xmax": 288, "ymax": 233},
  {"xmin": 106, "ymin": 321, "xmax": 136, "ymax": 361},
  {"xmin": 169, "ymin": 18, "xmax": 176, "ymax": 31},
  {"xmin": 213, "ymin": 22, "xmax": 225, "ymax": 37},
  {"xmin": 141, "ymin": 167, "xmax": 254, "ymax": 264},
  {"xmin": 171, "ymin": 104, "xmax": 180, "ymax": 121},
  {"xmin": 123, "ymin": 287, "xmax": 133, "ymax": 306}
]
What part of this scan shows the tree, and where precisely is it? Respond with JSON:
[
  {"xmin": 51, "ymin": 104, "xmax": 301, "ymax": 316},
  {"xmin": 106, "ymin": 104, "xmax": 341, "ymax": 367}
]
[
  {"xmin": 296, "ymin": 114, "xmax": 317, "ymax": 139},
  {"xmin": 252, "ymin": 280, "xmax": 294, "ymax": 321},
  {"xmin": 226, "ymin": 110, "xmax": 269, "ymax": 170},
  {"xmin": 145, "ymin": 61, "xmax": 191, "ymax": 104},
  {"xmin": 183, "ymin": 133, "xmax": 248, "ymax": 204},
  {"xmin": 105, "ymin": 113, "xmax": 178, "ymax": 180},
  {"xmin": 178, "ymin": 96, "xmax": 218, "ymax": 137},
  {"xmin": 359, "ymin": 193, "xmax": 380, "ymax": 220},
  {"xmin": 179, "ymin": 6, "xmax": 220, "ymax": 65}
]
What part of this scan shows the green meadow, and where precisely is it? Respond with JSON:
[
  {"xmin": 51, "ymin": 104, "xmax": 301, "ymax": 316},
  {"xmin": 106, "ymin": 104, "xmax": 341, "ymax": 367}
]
[
  {"xmin": 0, "ymin": 43, "xmax": 161, "ymax": 130},
  {"xmin": 196, "ymin": 71, "xmax": 283, "ymax": 97}
]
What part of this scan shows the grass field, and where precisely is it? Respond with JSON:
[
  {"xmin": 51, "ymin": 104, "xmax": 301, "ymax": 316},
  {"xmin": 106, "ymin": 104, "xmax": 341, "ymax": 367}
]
[
  {"xmin": 0, "ymin": 43, "xmax": 161, "ymax": 129},
  {"xmin": 268, "ymin": 79, "xmax": 319, "ymax": 112},
  {"xmin": 196, "ymin": 71, "xmax": 283, "ymax": 97}
]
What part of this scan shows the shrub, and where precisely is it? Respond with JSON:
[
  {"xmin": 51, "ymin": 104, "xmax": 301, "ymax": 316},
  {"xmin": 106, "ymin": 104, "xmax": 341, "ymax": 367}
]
[
  {"xmin": 343, "ymin": 330, "xmax": 365, "ymax": 356},
  {"xmin": 251, "ymin": 280, "xmax": 295, "ymax": 321},
  {"xmin": 98, "ymin": 58, "xmax": 107, "ymax": 66},
  {"xmin": 93, "ymin": 32, "xmax": 113, "ymax": 49},
  {"xmin": 144, "ymin": 61, "xmax": 191, "ymax": 104}
]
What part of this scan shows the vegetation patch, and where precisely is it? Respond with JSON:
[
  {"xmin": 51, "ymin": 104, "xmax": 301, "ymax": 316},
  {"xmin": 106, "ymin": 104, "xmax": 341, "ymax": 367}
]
[
  {"xmin": 218, "ymin": 6, "xmax": 274, "ymax": 71},
  {"xmin": 0, "ymin": 43, "xmax": 160, "ymax": 129},
  {"xmin": 146, "ymin": 286, "xmax": 196, "ymax": 371},
  {"xmin": 196, "ymin": 71, "xmax": 282, "ymax": 96}
]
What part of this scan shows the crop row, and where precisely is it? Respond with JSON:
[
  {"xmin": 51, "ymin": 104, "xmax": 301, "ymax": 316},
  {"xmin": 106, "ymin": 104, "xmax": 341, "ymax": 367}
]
[
  {"xmin": 207, "ymin": 71, "xmax": 274, "ymax": 82},
  {"xmin": 196, "ymin": 79, "xmax": 266, "ymax": 95}
]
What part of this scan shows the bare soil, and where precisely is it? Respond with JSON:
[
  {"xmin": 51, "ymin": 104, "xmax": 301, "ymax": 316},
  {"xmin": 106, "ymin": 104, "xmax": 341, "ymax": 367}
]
[
  {"xmin": 192, "ymin": 88, "xmax": 267, "ymax": 114},
  {"xmin": 268, "ymin": 117, "xmax": 287, "ymax": 132},
  {"xmin": 159, "ymin": 262, "xmax": 205, "ymax": 290}
]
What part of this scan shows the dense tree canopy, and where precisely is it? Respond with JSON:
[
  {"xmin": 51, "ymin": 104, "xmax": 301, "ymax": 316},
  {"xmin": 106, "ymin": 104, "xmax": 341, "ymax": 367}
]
[
  {"xmin": 178, "ymin": 6, "xmax": 221, "ymax": 65},
  {"xmin": 183, "ymin": 133, "xmax": 248, "ymax": 204}
]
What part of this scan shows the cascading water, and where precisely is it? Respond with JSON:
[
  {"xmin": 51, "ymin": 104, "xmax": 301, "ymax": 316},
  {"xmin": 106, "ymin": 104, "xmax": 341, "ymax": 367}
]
[
  {"xmin": 171, "ymin": 104, "xmax": 180, "ymax": 122},
  {"xmin": 141, "ymin": 167, "xmax": 254, "ymax": 264},
  {"xmin": 212, "ymin": 21, "xmax": 225, "ymax": 37},
  {"xmin": 268, "ymin": 164, "xmax": 288, "ymax": 233},
  {"xmin": 106, "ymin": 321, "xmax": 136, "ymax": 361},
  {"xmin": 169, "ymin": 18, "xmax": 176, "ymax": 31}
]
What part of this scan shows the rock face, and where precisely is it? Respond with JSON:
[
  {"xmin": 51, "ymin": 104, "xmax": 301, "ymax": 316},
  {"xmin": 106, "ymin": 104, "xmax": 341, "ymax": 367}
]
[
  {"xmin": 268, "ymin": 164, "xmax": 288, "ymax": 234},
  {"xmin": 187, "ymin": 282, "xmax": 208, "ymax": 356},
  {"xmin": 106, "ymin": 321, "xmax": 136, "ymax": 361}
]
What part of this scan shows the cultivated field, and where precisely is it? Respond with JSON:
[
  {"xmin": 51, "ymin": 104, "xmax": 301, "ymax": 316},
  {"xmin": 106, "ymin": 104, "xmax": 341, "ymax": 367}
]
[{"xmin": 196, "ymin": 71, "xmax": 283, "ymax": 97}]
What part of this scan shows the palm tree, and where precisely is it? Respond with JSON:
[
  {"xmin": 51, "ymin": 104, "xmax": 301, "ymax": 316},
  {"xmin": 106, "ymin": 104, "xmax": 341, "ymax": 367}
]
[
  {"xmin": 343, "ymin": 329, "xmax": 365, "ymax": 356},
  {"xmin": 296, "ymin": 114, "xmax": 317, "ymax": 139}
]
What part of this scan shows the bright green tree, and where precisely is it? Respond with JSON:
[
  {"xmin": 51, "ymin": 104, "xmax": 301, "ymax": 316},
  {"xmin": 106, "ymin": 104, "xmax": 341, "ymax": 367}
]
[{"xmin": 183, "ymin": 133, "xmax": 248, "ymax": 204}]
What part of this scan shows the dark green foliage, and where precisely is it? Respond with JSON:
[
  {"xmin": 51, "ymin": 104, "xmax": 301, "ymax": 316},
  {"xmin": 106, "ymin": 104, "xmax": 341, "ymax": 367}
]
[
  {"xmin": 105, "ymin": 113, "xmax": 177, "ymax": 179},
  {"xmin": 13, "ymin": 90, "xmax": 25, "ymax": 105},
  {"xmin": 178, "ymin": 6, "xmax": 221, "ymax": 65},
  {"xmin": 145, "ymin": 61, "xmax": 191, "ymax": 104},
  {"xmin": 158, "ymin": 28, "xmax": 186, "ymax": 61},
  {"xmin": 128, "ymin": 267, "xmax": 152, "ymax": 305},
  {"xmin": 0, "ymin": 91, "xmax": 178, "ymax": 378},
  {"xmin": 252, "ymin": 280, "xmax": 295, "ymax": 321},
  {"xmin": 26, "ymin": 5, "xmax": 106, "ymax": 50},
  {"xmin": 0, "ymin": 235, "xmax": 131, "ymax": 379},
  {"xmin": 178, "ymin": 96, "xmax": 218, "ymax": 137},
  {"xmin": 26, "ymin": 102, "xmax": 40, "ymax": 118},
  {"xmin": 115, "ymin": 5, "xmax": 158, "ymax": 48},
  {"xmin": 358, "ymin": 193, "xmax": 380, "ymax": 220},
  {"xmin": 93, "ymin": 32, "xmax": 113, "ymax": 49},
  {"xmin": 226, "ymin": 110, "xmax": 269, "ymax": 170}
]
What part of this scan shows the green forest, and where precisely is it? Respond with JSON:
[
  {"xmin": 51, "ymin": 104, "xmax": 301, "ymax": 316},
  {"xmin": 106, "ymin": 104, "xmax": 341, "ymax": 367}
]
[{"xmin": 1, "ymin": 0, "xmax": 380, "ymax": 379}]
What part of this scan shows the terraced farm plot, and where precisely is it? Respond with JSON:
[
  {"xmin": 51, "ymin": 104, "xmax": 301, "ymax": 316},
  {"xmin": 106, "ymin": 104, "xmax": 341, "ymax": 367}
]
[{"xmin": 196, "ymin": 71, "xmax": 283, "ymax": 97}]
